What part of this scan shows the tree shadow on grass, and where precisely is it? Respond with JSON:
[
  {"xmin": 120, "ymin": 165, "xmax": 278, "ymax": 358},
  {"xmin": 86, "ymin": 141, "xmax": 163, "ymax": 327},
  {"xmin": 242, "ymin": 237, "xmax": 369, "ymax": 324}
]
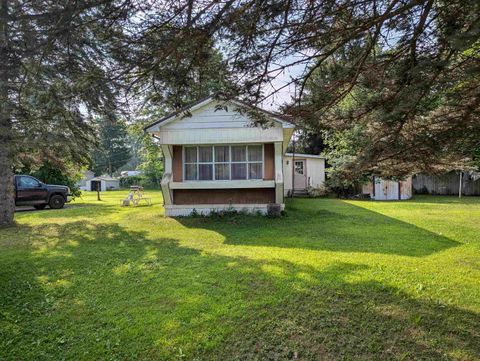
[
  {"xmin": 0, "ymin": 221, "xmax": 478, "ymax": 360},
  {"xmin": 176, "ymin": 199, "xmax": 459, "ymax": 257},
  {"xmin": 216, "ymin": 261, "xmax": 480, "ymax": 360}
]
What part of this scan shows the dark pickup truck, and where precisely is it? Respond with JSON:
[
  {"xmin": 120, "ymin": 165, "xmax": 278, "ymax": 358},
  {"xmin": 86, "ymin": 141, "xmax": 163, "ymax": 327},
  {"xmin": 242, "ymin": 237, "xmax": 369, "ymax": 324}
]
[{"xmin": 15, "ymin": 175, "xmax": 72, "ymax": 210}]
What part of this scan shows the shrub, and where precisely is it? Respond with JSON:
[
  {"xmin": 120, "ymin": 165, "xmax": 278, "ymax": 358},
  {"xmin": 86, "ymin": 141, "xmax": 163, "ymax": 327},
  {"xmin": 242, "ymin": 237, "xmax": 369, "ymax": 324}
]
[
  {"xmin": 120, "ymin": 175, "xmax": 160, "ymax": 189},
  {"xmin": 307, "ymin": 186, "xmax": 329, "ymax": 197},
  {"xmin": 415, "ymin": 185, "xmax": 430, "ymax": 195},
  {"xmin": 267, "ymin": 203, "xmax": 282, "ymax": 217}
]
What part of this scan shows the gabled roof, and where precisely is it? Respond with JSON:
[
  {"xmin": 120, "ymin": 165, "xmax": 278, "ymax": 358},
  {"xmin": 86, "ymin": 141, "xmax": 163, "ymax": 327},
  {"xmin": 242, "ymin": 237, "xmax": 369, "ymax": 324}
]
[{"xmin": 144, "ymin": 96, "xmax": 294, "ymax": 132}]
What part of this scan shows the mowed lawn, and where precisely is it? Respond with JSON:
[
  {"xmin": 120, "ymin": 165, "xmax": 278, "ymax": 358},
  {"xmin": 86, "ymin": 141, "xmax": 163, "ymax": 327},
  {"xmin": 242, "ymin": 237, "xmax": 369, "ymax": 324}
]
[{"xmin": 1, "ymin": 192, "xmax": 480, "ymax": 360}]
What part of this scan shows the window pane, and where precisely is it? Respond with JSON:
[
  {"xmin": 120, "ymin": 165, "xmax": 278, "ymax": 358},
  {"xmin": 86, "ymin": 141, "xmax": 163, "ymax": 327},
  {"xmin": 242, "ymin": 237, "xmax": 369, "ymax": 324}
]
[
  {"xmin": 19, "ymin": 176, "xmax": 39, "ymax": 187},
  {"xmin": 199, "ymin": 146, "xmax": 213, "ymax": 162},
  {"xmin": 294, "ymin": 161, "xmax": 304, "ymax": 175},
  {"xmin": 231, "ymin": 163, "xmax": 247, "ymax": 180},
  {"xmin": 231, "ymin": 145, "xmax": 246, "ymax": 162},
  {"xmin": 185, "ymin": 147, "xmax": 197, "ymax": 163},
  {"xmin": 248, "ymin": 145, "xmax": 262, "ymax": 161},
  {"xmin": 199, "ymin": 164, "xmax": 213, "ymax": 180},
  {"xmin": 215, "ymin": 146, "xmax": 229, "ymax": 162},
  {"xmin": 249, "ymin": 163, "xmax": 263, "ymax": 179},
  {"xmin": 185, "ymin": 164, "xmax": 197, "ymax": 180},
  {"xmin": 215, "ymin": 164, "xmax": 230, "ymax": 180}
]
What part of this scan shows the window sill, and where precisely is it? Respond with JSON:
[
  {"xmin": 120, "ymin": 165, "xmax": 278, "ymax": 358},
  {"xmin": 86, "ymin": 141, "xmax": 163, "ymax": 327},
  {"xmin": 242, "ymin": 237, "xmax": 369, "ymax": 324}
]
[{"xmin": 170, "ymin": 180, "xmax": 276, "ymax": 189}]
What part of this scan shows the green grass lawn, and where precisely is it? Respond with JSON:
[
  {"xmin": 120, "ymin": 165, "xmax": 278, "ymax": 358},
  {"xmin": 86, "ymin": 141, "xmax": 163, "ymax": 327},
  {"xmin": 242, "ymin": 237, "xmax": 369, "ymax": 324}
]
[{"xmin": 1, "ymin": 191, "xmax": 480, "ymax": 360}]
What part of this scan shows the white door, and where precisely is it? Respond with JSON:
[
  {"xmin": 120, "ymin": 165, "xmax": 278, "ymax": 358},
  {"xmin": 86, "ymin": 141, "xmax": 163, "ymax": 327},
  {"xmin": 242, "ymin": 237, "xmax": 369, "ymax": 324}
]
[
  {"xmin": 375, "ymin": 180, "xmax": 399, "ymax": 200},
  {"xmin": 294, "ymin": 160, "xmax": 307, "ymax": 190}
]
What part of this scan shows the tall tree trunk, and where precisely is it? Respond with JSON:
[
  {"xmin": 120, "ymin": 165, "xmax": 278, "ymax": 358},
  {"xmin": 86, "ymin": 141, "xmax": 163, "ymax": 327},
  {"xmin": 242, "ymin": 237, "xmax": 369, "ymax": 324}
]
[{"xmin": 0, "ymin": 0, "xmax": 14, "ymax": 226}]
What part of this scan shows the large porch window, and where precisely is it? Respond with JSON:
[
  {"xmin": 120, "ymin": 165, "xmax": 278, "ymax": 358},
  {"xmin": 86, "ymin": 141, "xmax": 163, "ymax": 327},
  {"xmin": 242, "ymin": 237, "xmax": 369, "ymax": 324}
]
[{"xmin": 183, "ymin": 145, "xmax": 263, "ymax": 181}]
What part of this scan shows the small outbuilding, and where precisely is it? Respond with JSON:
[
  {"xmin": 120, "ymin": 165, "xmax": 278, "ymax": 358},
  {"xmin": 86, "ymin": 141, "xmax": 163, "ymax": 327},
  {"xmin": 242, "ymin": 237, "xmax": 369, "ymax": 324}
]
[
  {"xmin": 77, "ymin": 170, "xmax": 95, "ymax": 191},
  {"xmin": 362, "ymin": 177, "xmax": 412, "ymax": 200},
  {"xmin": 121, "ymin": 170, "xmax": 143, "ymax": 177},
  {"xmin": 283, "ymin": 153, "xmax": 326, "ymax": 196},
  {"xmin": 85, "ymin": 176, "xmax": 120, "ymax": 192}
]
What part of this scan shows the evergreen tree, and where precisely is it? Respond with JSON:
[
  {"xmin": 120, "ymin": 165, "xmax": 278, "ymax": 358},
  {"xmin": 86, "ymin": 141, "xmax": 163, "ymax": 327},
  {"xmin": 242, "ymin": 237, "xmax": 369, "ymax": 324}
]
[
  {"xmin": 91, "ymin": 117, "xmax": 131, "ymax": 176},
  {"xmin": 0, "ymin": 1, "xmax": 126, "ymax": 225}
]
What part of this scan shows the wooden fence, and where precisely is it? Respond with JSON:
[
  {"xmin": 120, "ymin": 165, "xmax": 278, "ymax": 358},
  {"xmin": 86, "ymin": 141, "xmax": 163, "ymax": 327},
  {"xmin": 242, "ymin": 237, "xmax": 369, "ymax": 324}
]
[{"xmin": 413, "ymin": 172, "xmax": 480, "ymax": 196}]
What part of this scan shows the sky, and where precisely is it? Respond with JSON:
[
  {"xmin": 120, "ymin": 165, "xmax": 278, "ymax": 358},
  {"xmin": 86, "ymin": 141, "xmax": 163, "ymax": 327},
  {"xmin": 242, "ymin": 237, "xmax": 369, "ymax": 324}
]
[{"xmin": 259, "ymin": 54, "xmax": 311, "ymax": 111}]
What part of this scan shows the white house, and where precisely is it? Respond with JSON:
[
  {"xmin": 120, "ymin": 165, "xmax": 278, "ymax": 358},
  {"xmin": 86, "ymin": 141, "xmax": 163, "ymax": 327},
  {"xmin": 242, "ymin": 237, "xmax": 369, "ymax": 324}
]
[
  {"xmin": 284, "ymin": 153, "xmax": 326, "ymax": 195},
  {"xmin": 85, "ymin": 176, "xmax": 120, "ymax": 192},
  {"xmin": 145, "ymin": 97, "xmax": 308, "ymax": 216},
  {"xmin": 77, "ymin": 170, "xmax": 95, "ymax": 191}
]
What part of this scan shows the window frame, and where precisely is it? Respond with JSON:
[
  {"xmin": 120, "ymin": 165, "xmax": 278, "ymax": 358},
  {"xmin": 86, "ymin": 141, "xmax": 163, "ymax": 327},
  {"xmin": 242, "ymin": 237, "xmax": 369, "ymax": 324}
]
[
  {"xmin": 182, "ymin": 144, "xmax": 265, "ymax": 181},
  {"xmin": 294, "ymin": 160, "xmax": 305, "ymax": 175}
]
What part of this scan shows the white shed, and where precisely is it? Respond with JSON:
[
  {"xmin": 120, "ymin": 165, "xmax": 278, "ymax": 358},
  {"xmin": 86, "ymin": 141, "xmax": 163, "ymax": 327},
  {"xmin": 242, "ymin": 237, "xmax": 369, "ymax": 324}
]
[
  {"xmin": 362, "ymin": 177, "xmax": 412, "ymax": 200},
  {"xmin": 85, "ymin": 176, "xmax": 120, "ymax": 192},
  {"xmin": 283, "ymin": 153, "xmax": 326, "ymax": 196},
  {"xmin": 77, "ymin": 170, "xmax": 95, "ymax": 191}
]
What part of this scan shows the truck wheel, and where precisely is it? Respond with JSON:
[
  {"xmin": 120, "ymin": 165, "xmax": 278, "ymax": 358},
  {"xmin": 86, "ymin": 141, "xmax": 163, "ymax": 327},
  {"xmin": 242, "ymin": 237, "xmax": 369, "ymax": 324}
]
[
  {"xmin": 34, "ymin": 204, "xmax": 47, "ymax": 210},
  {"xmin": 49, "ymin": 195, "xmax": 65, "ymax": 209}
]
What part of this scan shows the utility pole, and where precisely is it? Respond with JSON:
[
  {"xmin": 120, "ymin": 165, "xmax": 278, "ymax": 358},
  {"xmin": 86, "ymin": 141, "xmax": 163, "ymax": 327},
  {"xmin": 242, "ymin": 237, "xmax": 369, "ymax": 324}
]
[
  {"xmin": 97, "ymin": 182, "xmax": 101, "ymax": 201},
  {"xmin": 291, "ymin": 138, "xmax": 295, "ymax": 198},
  {"xmin": 459, "ymin": 171, "xmax": 463, "ymax": 198}
]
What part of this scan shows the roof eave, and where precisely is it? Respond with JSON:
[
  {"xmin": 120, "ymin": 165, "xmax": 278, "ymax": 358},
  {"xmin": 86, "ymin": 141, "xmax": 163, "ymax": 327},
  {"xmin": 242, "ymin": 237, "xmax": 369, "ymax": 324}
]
[
  {"xmin": 144, "ymin": 96, "xmax": 295, "ymax": 133},
  {"xmin": 143, "ymin": 96, "xmax": 214, "ymax": 133}
]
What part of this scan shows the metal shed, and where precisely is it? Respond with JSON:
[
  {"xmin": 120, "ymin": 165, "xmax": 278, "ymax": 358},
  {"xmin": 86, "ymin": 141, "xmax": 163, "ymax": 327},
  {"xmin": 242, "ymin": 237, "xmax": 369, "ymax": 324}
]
[
  {"xmin": 362, "ymin": 177, "xmax": 412, "ymax": 200},
  {"xmin": 85, "ymin": 176, "xmax": 120, "ymax": 192}
]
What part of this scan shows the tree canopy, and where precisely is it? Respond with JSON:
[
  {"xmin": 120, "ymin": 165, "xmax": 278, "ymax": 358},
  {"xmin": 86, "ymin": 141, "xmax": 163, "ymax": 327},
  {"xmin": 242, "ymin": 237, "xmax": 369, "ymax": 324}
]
[
  {"xmin": 1, "ymin": 0, "xmax": 479, "ymax": 224},
  {"xmin": 91, "ymin": 116, "xmax": 131, "ymax": 176},
  {"xmin": 0, "ymin": 1, "xmax": 131, "ymax": 224}
]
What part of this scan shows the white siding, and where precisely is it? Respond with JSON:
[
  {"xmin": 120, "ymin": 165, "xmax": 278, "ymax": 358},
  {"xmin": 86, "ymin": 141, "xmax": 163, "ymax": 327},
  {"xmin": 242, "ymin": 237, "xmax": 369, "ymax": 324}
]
[
  {"xmin": 162, "ymin": 102, "xmax": 253, "ymax": 129},
  {"xmin": 157, "ymin": 127, "xmax": 284, "ymax": 145},
  {"xmin": 306, "ymin": 158, "xmax": 326, "ymax": 188},
  {"xmin": 84, "ymin": 179, "xmax": 119, "ymax": 192},
  {"xmin": 105, "ymin": 180, "xmax": 120, "ymax": 190},
  {"xmin": 150, "ymin": 101, "xmax": 285, "ymax": 145},
  {"xmin": 283, "ymin": 155, "xmax": 326, "ymax": 195}
]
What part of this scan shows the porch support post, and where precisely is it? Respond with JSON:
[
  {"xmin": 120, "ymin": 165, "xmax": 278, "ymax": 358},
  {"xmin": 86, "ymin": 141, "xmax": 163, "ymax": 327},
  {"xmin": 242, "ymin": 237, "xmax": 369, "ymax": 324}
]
[
  {"xmin": 162, "ymin": 144, "xmax": 173, "ymax": 174},
  {"xmin": 160, "ymin": 144, "xmax": 173, "ymax": 206}
]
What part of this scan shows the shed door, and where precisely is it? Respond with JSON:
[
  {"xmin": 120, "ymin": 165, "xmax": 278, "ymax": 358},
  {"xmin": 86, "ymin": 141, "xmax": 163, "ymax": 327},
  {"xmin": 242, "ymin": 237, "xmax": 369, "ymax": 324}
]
[
  {"xmin": 294, "ymin": 160, "xmax": 307, "ymax": 190},
  {"xmin": 91, "ymin": 180, "xmax": 101, "ymax": 191},
  {"xmin": 375, "ymin": 180, "xmax": 398, "ymax": 200}
]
